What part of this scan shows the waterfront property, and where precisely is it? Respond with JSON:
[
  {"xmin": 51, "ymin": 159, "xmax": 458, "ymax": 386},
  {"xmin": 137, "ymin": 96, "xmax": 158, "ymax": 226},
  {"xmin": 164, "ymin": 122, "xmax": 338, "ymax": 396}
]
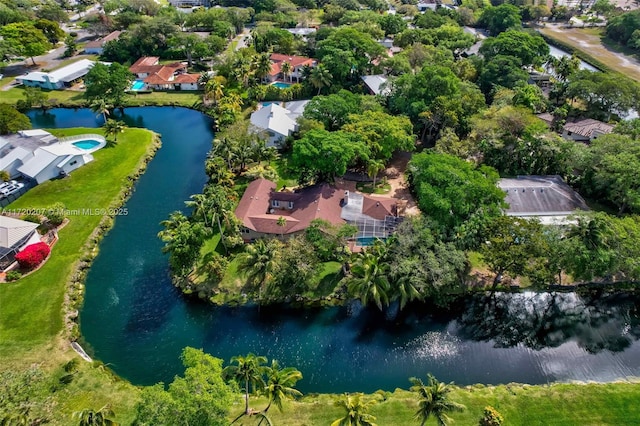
[
  {"xmin": 17, "ymin": 59, "xmax": 97, "ymax": 90},
  {"xmin": 0, "ymin": 216, "xmax": 41, "ymax": 271},
  {"xmin": 268, "ymin": 53, "xmax": 317, "ymax": 83},
  {"xmin": 235, "ymin": 178, "xmax": 400, "ymax": 242},
  {"xmin": 0, "ymin": 130, "xmax": 106, "ymax": 184},
  {"xmin": 499, "ymin": 175, "xmax": 590, "ymax": 225},
  {"xmin": 83, "ymin": 31, "xmax": 122, "ymax": 55},
  {"xmin": 250, "ymin": 101, "xmax": 309, "ymax": 147},
  {"xmin": 129, "ymin": 57, "xmax": 200, "ymax": 91},
  {"xmin": 562, "ymin": 118, "xmax": 614, "ymax": 143}
]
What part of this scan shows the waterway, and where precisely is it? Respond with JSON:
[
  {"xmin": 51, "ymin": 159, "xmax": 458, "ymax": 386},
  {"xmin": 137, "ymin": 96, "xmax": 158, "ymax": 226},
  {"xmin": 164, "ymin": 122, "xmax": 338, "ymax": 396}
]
[{"xmin": 27, "ymin": 108, "xmax": 640, "ymax": 393}]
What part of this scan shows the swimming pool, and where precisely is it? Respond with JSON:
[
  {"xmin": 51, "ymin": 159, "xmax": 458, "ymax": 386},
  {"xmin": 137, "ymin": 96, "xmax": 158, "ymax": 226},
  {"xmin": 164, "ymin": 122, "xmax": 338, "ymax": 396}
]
[
  {"xmin": 130, "ymin": 80, "xmax": 146, "ymax": 91},
  {"xmin": 356, "ymin": 236, "xmax": 385, "ymax": 246},
  {"xmin": 73, "ymin": 140, "xmax": 101, "ymax": 150},
  {"xmin": 271, "ymin": 81, "xmax": 292, "ymax": 89}
]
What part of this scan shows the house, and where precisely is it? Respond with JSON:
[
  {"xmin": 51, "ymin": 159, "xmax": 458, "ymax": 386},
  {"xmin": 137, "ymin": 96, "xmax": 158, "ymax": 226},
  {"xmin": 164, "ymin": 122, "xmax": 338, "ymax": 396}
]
[
  {"xmin": 83, "ymin": 31, "xmax": 122, "ymax": 55},
  {"xmin": 361, "ymin": 75, "xmax": 391, "ymax": 96},
  {"xmin": 0, "ymin": 130, "xmax": 105, "ymax": 184},
  {"xmin": 17, "ymin": 59, "xmax": 97, "ymax": 90},
  {"xmin": 235, "ymin": 178, "xmax": 400, "ymax": 242},
  {"xmin": 499, "ymin": 175, "xmax": 590, "ymax": 225},
  {"xmin": 168, "ymin": 0, "xmax": 209, "ymax": 6},
  {"xmin": 0, "ymin": 216, "xmax": 41, "ymax": 271},
  {"xmin": 268, "ymin": 53, "xmax": 317, "ymax": 83},
  {"xmin": 129, "ymin": 57, "xmax": 200, "ymax": 91},
  {"xmin": 562, "ymin": 118, "xmax": 614, "ymax": 143},
  {"xmin": 250, "ymin": 102, "xmax": 306, "ymax": 148},
  {"xmin": 285, "ymin": 28, "xmax": 317, "ymax": 41}
]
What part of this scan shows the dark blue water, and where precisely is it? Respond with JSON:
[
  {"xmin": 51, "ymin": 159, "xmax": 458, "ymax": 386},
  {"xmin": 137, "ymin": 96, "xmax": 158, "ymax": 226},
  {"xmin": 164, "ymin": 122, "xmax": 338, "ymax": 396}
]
[{"xmin": 28, "ymin": 108, "xmax": 640, "ymax": 393}]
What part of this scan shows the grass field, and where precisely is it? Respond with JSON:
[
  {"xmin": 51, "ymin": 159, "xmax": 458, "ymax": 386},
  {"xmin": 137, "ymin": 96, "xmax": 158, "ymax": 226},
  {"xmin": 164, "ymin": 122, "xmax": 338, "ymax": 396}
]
[
  {"xmin": 539, "ymin": 25, "xmax": 640, "ymax": 82},
  {"xmin": 0, "ymin": 127, "xmax": 155, "ymax": 360}
]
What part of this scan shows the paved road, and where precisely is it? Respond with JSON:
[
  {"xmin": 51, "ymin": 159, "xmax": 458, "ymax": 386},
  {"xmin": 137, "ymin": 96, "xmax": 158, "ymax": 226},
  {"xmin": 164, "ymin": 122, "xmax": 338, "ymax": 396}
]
[{"xmin": 234, "ymin": 28, "xmax": 251, "ymax": 51}]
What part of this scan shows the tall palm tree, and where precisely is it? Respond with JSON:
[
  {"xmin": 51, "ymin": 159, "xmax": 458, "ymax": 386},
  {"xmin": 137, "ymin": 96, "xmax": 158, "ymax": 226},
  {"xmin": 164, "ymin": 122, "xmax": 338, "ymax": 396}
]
[
  {"xmin": 253, "ymin": 53, "xmax": 273, "ymax": 83},
  {"xmin": 276, "ymin": 216, "xmax": 287, "ymax": 238},
  {"xmin": 102, "ymin": 119, "xmax": 127, "ymax": 145},
  {"xmin": 281, "ymin": 61, "xmax": 292, "ymax": 83},
  {"xmin": 366, "ymin": 159, "xmax": 385, "ymax": 191},
  {"xmin": 344, "ymin": 243, "xmax": 391, "ymax": 311},
  {"xmin": 205, "ymin": 78, "xmax": 225, "ymax": 106},
  {"xmin": 224, "ymin": 353, "xmax": 268, "ymax": 419},
  {"xmin": 73, "ymin": 405, "xmax": 118, "ymax": 426},
  {"xmin": 331, "ymin": 393, "xmax": 377, "ymax": 426},
  {"xmin": 236, "ymin": 239, "xmax": 281, "ymax": 297},
  {"xmin": 262, "ymin": 360, "xmax": 303, "ymax": 413},
  {"xmin": 409, "ymin": 374, "xmax": 465, "ymax": 426},
  {"xmin": 90, "ymin": 99, "xmax": 111, "ymax": 123},
  {"xmin": 309, "ymin": 65, "xmax": 332, "ymax": 95}
]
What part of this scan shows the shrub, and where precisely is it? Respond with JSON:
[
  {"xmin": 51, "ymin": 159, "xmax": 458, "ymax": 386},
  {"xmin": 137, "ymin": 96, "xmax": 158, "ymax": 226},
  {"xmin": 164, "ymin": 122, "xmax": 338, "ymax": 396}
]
[
  {"xmin": 480, "ymin": 406, "xmax": 504, "ymax": 426},
  {"xmin": 46, "ymin": 202, "xmax": 66, "ymax": 226},
  {"xmin": 15, "ymin": 242, "xmax": 51, "ymax": 270},
  {"xmin": 5, "ymin": 270, "xmax": 22, "ymax": 281},
  {"xmin": 20, "ymin": 214, "xmax": 42, "ymax": 225}
]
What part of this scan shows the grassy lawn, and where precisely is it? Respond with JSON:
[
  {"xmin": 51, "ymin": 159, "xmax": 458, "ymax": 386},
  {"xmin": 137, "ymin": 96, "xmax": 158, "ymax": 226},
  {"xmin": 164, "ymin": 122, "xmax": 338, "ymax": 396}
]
[
  {"xmin": 0, "ymin": 127, "xmax": 155, "ymax": 361},
  {"xmin": 356, "ymin": 181, "xmax": 392, "ymax": 194},
  {"xmin": 1, "ymin": 87, "xmax": 203, "ymax": 108},
  {"xmin": 539, "ymin": 26, "xmax": 640, "ymax": 82},
  {"xmin": 229, "ymin": 382, "xmax": 640, "ymax": 425}
]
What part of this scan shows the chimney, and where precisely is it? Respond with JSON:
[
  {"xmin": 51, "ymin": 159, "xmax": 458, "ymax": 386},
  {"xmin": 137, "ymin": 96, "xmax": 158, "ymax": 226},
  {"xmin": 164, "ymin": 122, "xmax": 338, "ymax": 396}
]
[{"xmin": 344, "ymin": 190, "xmax": 349, "ymax": 205}]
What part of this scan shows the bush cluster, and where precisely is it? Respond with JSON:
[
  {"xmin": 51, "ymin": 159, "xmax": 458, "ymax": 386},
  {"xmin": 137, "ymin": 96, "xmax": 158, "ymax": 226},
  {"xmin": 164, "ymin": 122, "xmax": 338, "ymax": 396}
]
[{"xmin": 15, "ymin": 242, "xmax": 51, "ymax": 270}]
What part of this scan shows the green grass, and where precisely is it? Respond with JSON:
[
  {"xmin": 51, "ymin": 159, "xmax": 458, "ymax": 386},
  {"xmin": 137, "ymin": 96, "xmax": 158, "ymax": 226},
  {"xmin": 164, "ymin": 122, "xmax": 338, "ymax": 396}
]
[
  {"xmin": 0, "ymin": 127, "xmax": 155, "ymax": 361},
  {"xmin": 356, "ymin": 181, "xmax": 392, "ymax": 194},
  {"xmin": 1, "ymin": 87, "xmax": 203, "ymax": 108},
  {"xmin": 228, "ymin": 382, "xmax": 640, "ymax": 425}
]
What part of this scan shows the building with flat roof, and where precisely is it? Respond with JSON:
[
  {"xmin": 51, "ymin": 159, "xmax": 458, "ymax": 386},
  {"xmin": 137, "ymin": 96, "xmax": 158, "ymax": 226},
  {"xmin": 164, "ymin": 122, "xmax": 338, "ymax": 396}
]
[{"xmin": 17, "ymin": 59, "xmax": 97, "ymax": 90}]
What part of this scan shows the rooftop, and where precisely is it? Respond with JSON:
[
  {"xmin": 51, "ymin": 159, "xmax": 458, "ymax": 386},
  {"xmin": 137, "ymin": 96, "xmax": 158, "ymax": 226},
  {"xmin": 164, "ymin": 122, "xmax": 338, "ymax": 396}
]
[
  {"xmin": 499, "ymin": 175, "xmax": 589, "ymax": 217},
  {"xmin": 20, "ymin": 59, "xmax": 96, "ymax": 84},
  {"xmin": 250, "ymin": 103, "xmax": 298, "ymax": 138},
  {"xmin": 84, "ymin": 30, "xmax": 122, "ymax": 49},
  {"xmin": 361, "ymin": 75, "xmax": 391, "ymax": 96},
  {"xmin": 563, "ymin": 119, "xmax": 614, "ymax": 139},
  {"xmin": 0, "ymin": 216, "xmax": 39, "ymax": 249}
]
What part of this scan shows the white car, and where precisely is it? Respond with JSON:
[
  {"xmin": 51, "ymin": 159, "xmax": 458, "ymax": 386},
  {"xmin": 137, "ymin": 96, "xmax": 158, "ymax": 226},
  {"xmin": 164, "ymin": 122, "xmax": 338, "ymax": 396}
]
[
  {"xmin": 0, "ymin": 180, "xmax": 17, "ymax": 191},
  {"xmin": 1, "ymin": 182, "xmax": 24, "ymax": 197}
]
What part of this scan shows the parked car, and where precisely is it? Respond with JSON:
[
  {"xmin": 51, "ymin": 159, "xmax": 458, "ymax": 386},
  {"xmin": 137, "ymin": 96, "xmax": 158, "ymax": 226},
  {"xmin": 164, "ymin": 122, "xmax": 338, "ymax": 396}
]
[
  {"xmin": 1, "ymin": 182, "xmax": 24, "ymax": 197},
  {"xmin": 0, "ymin": 180, "xmax": 17, "ymax": 191}
]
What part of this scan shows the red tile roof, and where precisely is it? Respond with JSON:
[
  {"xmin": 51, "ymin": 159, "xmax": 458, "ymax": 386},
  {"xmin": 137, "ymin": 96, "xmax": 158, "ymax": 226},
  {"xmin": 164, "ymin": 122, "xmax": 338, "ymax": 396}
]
[
  {"xmin": 235, "ymin": 178, "xmax": 345, "ymax": 235},
  {"xmin": 362, "ymin": 195, "xmax": 397, "ymax": 220},
  {"xmin": 129, "ymin": 56, "xmax": 161, "ymax": 74},
  {"xmin": 84, "ymin": 30, "xmax": 122, "ymax": 49},
  {"xmin": 269, "ymin": 53, "xmax": 316, "ymax": 76}
]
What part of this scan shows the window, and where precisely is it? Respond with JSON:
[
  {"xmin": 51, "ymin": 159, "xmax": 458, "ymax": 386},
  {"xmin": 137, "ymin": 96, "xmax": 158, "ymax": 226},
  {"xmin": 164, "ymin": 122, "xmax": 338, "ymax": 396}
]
[
  {"xmin": 69, "ymin": 160, "xmax": 78, "ymax": 166},
  {"xmin": 288, "ymin": 201, "xmax": 294, "ymax": 209},
  {"xmin": 272, "ymin": 200, "xmax": 280, "ymax": 208},
  {"xmin": 242, "ymin": 227, "xmax": 250, "ymax": 234}
]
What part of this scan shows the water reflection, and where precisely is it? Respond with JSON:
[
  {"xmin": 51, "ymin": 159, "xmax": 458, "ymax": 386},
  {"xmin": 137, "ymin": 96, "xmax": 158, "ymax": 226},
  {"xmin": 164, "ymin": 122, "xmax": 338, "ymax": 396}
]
[{"xmin": 456, "ymin": 292, "xmax": 639, "ymax": 353}]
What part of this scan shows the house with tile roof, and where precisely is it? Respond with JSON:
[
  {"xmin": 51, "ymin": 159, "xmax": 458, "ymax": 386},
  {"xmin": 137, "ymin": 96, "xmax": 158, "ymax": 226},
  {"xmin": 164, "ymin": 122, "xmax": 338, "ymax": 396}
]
[
  {"xmin": 129, "ymin": 57, "xmax": 200, "ymax": 91},
  {"xmin": 268, "ymin": 53, "xmax": 317, "ymax": 83},
  {"xmin": 235, "ymin": 178, "xmax": 400, "ymax": 242},
  {"xmin": 562, "ymin": 118, "xmax": 614, "ymax": 143},
  {"xmin": 0, "ymin": 216, "xmax": 41, "ymax": 271}
]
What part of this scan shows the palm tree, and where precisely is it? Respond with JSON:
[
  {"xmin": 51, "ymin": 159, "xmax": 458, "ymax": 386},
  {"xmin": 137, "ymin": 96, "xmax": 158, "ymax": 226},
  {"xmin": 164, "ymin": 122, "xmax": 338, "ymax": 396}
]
[
  {"xmin": 262, "ymin": 360, "xmax": 303, "ymax": 413},
  {"xmin": 391, "ymin": 274, "xmax": 422, "ymax": 311},
  {"xmin": 236, "ymin": 239, "xmax": 281, "ymax": 298},
  {"xmin": 331, "ymin": 393, "xmax": 377, "ymax": 426},
  {"xmin": 224, "ymin": 353, "xmax": 268, "ymax": 421},
  {"xmin": 102, "ymin": 119, "xmax": 127, "ymax": 145},
  {"xmin": 281, "ymin": 61, "xmax": 292, "ymax": 83},
  {"xmin": 90, "ymin": 99, "xmax": 111, "ymax": 123},
  {"xmin": 409, "ymin": 374, "xmax": 465, "ymax": 426},
  {"xmin": 205, "ymin": 78, "xmax": 225, "ymax": 106},
  {"xmin": 73, "ymin": 405, "xmax": 118, "ymax": 426},
  {"xmin": 309, "ymin": 65, "xmax": 332, "ymax": 95},
  {"xmin": 344, "ymin": 242, "xmax": 391, "ymax": 310},
  {"xmin": 253, "ymin": 53, "xmax": 273, "ymax": 83},
  {"xmin": 276, "ymin": 216, "xmax": 287, "ymax": 238},
  {"xmin": 366, "ymin": 159, "xmax": 385, "ymax": 191}
]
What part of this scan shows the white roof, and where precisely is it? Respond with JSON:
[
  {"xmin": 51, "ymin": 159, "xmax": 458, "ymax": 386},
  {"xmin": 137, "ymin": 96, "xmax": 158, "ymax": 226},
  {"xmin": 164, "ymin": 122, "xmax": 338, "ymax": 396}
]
[
  {"xmin": 18, "ymin": 129, "xmax": 52, "ymax": 138},
  {"xmin": 250, "ymin": 103, "xmax": 297, "ymax": 138},
  {"xmin": 17, "ymin": 148, "xmax": 59, "ymax": 179},
  {"xmin": 0, "ymin": 216, "xmax": 38, "ymax": 248},
  {"xmin": 40, "ymin": 143, "xmax": 85, "ymax": 156},
  {"xmin": 282, "ymin": 100, "xmax": 309, "ymax": 121},
  {"xmin": 0, "ymin": 146, "xmax": 31, "ymax": 169},
  {"xmin": 20, "ymin": 59, "xmax": 96, "ymax": 84},
  {"xmin": 361, "ymin": 75, "xmax": 391, "ymax": 96}
]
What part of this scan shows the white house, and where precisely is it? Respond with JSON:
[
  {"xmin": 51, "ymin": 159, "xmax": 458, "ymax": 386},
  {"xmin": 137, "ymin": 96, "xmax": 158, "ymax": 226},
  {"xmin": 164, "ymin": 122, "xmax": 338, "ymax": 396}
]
[
  {"xmin": 0, "ymin": 131, "xmax": 105, "ymax": 185},
  {"xmin": 129, "ymin": 57, "xmax": 201, "ymax": 91},
  {"xmin": 250, "ymin": 103, "xmax": 301, "ymax": 148},
  {"xmin": 17, "ymin": 59, "xmax": 97, "ymax": 90},
  {"xmin": 0, "ymin": 216, "xmax": 41, "ymax": 271},
  {"xmin": 361, "ymin": 75, "xmax": 391, "ymax": 96}
]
